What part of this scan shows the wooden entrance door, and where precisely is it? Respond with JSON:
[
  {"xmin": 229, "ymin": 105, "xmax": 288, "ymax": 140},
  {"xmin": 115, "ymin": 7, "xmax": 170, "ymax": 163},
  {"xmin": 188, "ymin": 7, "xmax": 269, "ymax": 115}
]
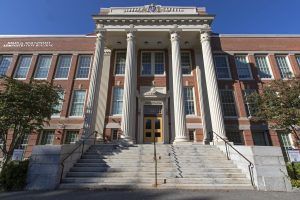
[{"xmin": 143, "ymin": 117, "xmax": 163, "ymax": 143}]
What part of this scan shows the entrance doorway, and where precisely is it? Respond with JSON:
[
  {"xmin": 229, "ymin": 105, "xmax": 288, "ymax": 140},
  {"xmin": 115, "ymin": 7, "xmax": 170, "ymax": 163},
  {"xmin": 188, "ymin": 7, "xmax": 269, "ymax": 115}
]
[
  {"xmin": 143, "ymin": 117, "xmax": 163, "ymax": 143},
  {"xmin": 143, "ymin": 105, "xmax": 163, "ymax": 143}
]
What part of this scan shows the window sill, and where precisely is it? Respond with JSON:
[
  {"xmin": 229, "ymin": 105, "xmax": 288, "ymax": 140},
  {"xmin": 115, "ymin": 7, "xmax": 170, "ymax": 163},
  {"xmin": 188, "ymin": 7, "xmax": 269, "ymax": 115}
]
[
  {"xmin": 54, "ymin": 78, "xmax": 68, "ymax": 80},
  {"xmin": 140, "ymin": 74, "xmax": 166, "ymax": 77},
  {"xmin": 224, "ymin": 116, "xmax": 239, "ymax": 119},
  {"xmin": 186, "ymin": 115, "xmax": 200, "ymax": 118},
  {"xmin": 110, "ymin": 115, "xmax": 122, "ymax": 118},
  {"xmin": 68, "ymin": 116, "xmax": 84, "ymax": 118},
  {"xmin": 34, "ymin": 78, "xmax": 47, "ymax": 80},
  {"xmin": 14, "ymin": 78, "xmax": 26, "ymax": 80},
  {"xmin": 114, "ymin": 74, "xmax": 125, "ymax": 76},
  {"xmin": 75, "ymin": 78, "xmax": 89, "ymax": 80},
  {"xmin": 217, "ymin": 78, "xmax": 232, "ymax": 80}
]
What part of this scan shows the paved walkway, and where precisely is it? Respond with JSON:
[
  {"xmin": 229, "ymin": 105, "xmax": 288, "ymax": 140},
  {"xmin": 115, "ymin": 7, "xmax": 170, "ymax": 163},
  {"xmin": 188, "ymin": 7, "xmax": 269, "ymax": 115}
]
[{"xmin": 0, "ymin": 189, "xmax": 299, "ymax": 200}]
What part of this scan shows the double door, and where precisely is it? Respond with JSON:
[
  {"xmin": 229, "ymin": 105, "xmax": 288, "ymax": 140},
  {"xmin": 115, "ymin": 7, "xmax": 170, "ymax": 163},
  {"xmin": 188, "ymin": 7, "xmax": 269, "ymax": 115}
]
[{"xmin": 143, "ymin": 117, "xmax": 163, "ymax": 143}]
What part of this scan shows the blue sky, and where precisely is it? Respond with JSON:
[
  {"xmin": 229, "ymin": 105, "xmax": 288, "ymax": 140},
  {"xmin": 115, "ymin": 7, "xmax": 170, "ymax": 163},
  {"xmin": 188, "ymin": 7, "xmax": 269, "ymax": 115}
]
[{"xmin": 0, "ymin": 0, "xmax": 298, "ymax": 35}]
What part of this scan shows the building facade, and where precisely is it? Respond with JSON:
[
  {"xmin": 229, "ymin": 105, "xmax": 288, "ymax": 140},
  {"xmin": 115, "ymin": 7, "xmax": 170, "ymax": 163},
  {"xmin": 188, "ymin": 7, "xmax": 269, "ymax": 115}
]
[{"xmin": 1, "ymin": 5, "xmax": 300, "ymax": 158}]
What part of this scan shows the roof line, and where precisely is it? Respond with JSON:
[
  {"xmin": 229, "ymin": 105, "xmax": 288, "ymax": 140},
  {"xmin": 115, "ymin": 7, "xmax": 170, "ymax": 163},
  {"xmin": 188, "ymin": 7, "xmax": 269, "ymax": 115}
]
[
  {"xmin": 214, "ymin": 34, "xmax": 300, "ymax": 38},
  {"xmin": 0, "ymin": 35, "xmax": 96, "ymax": 38}
]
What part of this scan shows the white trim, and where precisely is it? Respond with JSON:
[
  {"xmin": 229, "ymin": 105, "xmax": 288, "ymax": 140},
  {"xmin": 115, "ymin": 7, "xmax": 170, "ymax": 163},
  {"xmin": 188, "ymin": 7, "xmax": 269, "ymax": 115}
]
[
  {"xmin": 213, "ymin": 34, "xmax": 300, "ymax": 38},
  {"xmin": 75, "ymin": 54, "xmax": 92, "ymax": 79},
  {"xmin": 114, "ymin": 50, "xmax": 126, "ymax": 76},
  {"xmin": 34, "ymin": 54, "xmax": 53, "ymax": 79},
  {"xmin": 254, "ymin": 54, "xmax": 275, "ymax": 80},
  {"xmin": 274, "ymin": 54, "xmax": 294, "ymax": 79},
  {"xmin": 181, "ymin": 50, "xmax": 193, "ymax": 76},
  {"xmin": 69, "ymin": 89, "xmax": 87, "ymax": 117},
  {"xmin": 213, "ymin": 54, "xmax": 232, "ymax": 80},
  {"xmin": 0, "ymin": 35, "xmax": 95, "ymax": 38},
  {"xmin": 140, "ymin": 50, "xmax": 166, "ymax": 76},
  {"xmin": 234, "ymin": 54, "xmax": 253, "ymax": 80},
  {"xmin": 54, "ymin": 54, "xmax": 73, "ymax": 79}
]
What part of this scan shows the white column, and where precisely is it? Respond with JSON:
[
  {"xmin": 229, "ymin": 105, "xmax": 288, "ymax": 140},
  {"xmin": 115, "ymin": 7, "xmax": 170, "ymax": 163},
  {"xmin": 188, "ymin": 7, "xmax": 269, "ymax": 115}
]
[
  {"xmin": 170, "ymin": 31, "xmax": 188, "ymax": 143},
  {"xmin": 82, "ymin": 31, "xmax": 105, "ymax": 140},
  {"xmin": 121, "ymin": 31, "xmax": 137, "ymax": 142},
  {"xmin": 200, "ymin": 31, "xmax": 227, "ymax": 139}
]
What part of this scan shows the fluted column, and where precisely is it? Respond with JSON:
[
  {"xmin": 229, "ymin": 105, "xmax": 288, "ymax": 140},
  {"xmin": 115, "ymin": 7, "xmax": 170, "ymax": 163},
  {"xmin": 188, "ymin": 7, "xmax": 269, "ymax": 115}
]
[
  {"xmin": 170, "ymin": 31, "xmax": 188, "ymax": 143},
  {"xmin": 82, "ymin": 31, "xmax": 105, "ymax": 140},
  {"xmin": 121, "ymin": 30, "xmax": 137, "ymax": 142},
  {"xmin": 200, "ymin": 31, "xmax": 227, "ymax": 139}
]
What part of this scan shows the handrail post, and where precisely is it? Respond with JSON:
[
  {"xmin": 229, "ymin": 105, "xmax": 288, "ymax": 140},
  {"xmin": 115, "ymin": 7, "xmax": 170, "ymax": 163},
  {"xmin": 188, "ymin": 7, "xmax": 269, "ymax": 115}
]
[{"xmin": 153, "ymin": 132, "xmax": 157, "ymax": 188}]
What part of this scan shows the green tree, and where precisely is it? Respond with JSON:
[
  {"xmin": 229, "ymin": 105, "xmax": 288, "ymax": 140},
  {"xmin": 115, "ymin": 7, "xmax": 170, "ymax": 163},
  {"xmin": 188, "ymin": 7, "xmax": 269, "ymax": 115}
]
[
  {"xmin": 247, "ymin": 77, "xmax": 300, "ymax": 146},
  {"xmin": 0, "ymin": 77, "xmax": 61, "ymax": 167}
]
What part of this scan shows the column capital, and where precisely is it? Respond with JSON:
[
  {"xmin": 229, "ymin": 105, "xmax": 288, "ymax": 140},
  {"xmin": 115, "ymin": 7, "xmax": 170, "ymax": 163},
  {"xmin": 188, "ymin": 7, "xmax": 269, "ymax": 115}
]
[
  {"xmin": 170, "ymin": 31, "xmax": 180, "ymax": 42},
  {"xmin": 200, "ymin": 31, "xmax": 212, "ymax": 43}
]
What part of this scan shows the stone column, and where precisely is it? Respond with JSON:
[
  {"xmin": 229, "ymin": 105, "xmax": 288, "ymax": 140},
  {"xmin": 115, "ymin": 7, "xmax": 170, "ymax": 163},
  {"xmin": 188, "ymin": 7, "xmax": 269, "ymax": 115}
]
[
  {"xmin": 82, "ymin": 31, "xmax": 105, "ymax": 141},
  {"xmin": 121, "ymin": 30, "xmax": 137, "ymax": 142},
  {"xmin": 200, "ymin": 31, "xmax": 227, "ymax": 139},
  {"xmin": 170, "ymin": 31, "xmax": 188, "ymax": 143}
]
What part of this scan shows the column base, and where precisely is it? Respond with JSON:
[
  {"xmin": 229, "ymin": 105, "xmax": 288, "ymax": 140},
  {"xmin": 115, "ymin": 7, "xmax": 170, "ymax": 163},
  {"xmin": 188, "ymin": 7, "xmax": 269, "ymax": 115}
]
[
  {"xmin": 173, "ymin": 136, "xmax": 189, "ymax": 144},
  {"xmin": 119, "ymin": 135, "xmax": 135, "ymax": 145}
]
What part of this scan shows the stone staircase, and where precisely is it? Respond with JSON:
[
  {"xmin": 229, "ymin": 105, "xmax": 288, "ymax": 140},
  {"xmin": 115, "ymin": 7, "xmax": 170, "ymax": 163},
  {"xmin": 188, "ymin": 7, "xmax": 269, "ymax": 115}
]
[{"xmin": 59, "ymin": 144, "xmax": 253, "ymax": 190}]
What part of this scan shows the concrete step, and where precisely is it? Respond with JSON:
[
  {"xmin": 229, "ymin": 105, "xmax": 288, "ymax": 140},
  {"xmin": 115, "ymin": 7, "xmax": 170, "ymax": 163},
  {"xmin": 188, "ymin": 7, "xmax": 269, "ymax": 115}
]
[
  {"xmin": 61, "ymin": 177, "xmax": 173, "ymax": 184},
  {"xmin": 74, "ymin": 163, "xmax": 173, "ymax": 168},
  {"xmin": 174, "ymin": 177, "xmax": 251, "ymax": 184}
]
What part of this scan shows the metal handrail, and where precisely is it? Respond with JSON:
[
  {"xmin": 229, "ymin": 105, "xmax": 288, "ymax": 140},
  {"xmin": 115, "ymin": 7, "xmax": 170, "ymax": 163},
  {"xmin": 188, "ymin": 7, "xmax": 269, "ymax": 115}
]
[
  {"xmin": 59, "ymin": 131, "xmax": 97, "ymax": 182},
  {"xmin": 211, "ymin": 131, "xmax": 256, "ymax": 187},
  {"xmin": 153, "ymin": 132, "xmax": 158, "ymax": 187}
]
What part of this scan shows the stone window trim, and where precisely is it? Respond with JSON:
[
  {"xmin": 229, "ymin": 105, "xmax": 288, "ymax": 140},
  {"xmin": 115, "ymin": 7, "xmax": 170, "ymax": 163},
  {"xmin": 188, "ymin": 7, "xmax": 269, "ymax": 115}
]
[
  {"xmin": 213, "ymin": 54, "xmax": 232, "ymax": 80},
  {"xmin": 183, "ymin": 87, "xmax": 197, "ymax": 116},
  {"xmin": 34, "ymin": 54, "xmax": 52, "ymax": 79},
  {"xmin": 140, "ymin": 51, "xmax": 166, "ymax": 76},
  {"xmin": 234, "ymin": 54, "xmax": 253, "ymax": 80},
  {"xmin": 75, "ymin": 54, "xmax": 92, "ymax": 79},
  {"xmin": 114, "ymin": 50, "xmax": 126, "ymax": 76},
  {"xmin": 69, "ymin": 90, "xmax": 87, "ymax": 117},
  {"xmin": 275, "ymin": 54, "xmax": 294, "ymax": 79},
  {"xmin": 254, "ymin": 54, "xmax": 274, "ymax": 80}
]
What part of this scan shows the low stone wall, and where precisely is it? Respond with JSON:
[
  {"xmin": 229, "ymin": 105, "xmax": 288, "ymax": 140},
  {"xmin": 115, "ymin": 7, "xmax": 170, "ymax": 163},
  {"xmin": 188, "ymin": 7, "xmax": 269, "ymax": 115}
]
[
  {"xmin": 26, "ymin": 143, "xmax": 90, "ymax": 190},
  {"xmin": 216, "ymin": 144, "xmax": 292, "ymax": 191}
]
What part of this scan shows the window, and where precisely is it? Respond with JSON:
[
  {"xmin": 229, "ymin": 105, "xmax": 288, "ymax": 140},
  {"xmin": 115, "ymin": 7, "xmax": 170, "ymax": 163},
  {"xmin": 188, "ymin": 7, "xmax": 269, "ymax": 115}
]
[
  {"xmin": 181, "ymin": 52, "xmax": 192, "ymax": 74},
  {"xmin": 227, "ymin": 131, "xmax": 244, "ymax": 145},
  {"xmin": 76, "ymin": 55, "xmax": 91, "ymax": 78},
  {"xmin": 65, "ymin": 131, "xmax": 79, "ymax": 144},
  {"xmin": 54, "ymin": 55, "xmax": 72, "ymax": 79},
  {"xmin": 34, "ymin": 55, "xmax": 52, "ymax": 79},
  {"xmin": 275, "ymin": 55, "xmax": 293, "ymax": 79},
  {"xmin": 220, "ymin": 90, "xmax": 237, "ymax": 117},
  {"xmin": 278, "ymin": 131, "xmax": 292, "ymax": 149},
  {"xmin": 243, "ymin": 89, "xmax": 257, "ymax": 117},
  {"xmin": 0, "ymin": 55, "xmax": 12, "ymax": 76},
  {"xmin": 184, "ymin": 87, "xmax": 195, "ymax": 115},
  {"xmin": 214, "ymin": 55, "xmax": 231, "ymax": 79},
  {"xmin": 296, "ymin": 56, "xmax": 300, "ymax": 68},
  {"xmin": 112, "ymin": 129, "xmax": 118, "ymax": 141},
  {"xmin": 255, "ymin": 55, "xmax": 272, "ymax": 79},
  {"xmin": 234, "ymin": 55, "xmax": 252, "ymax": 79},
  {"xmin": 14, "ymin": 55, "xmax": 32, "ymax": 78},
  {"xmin": 141, "ymin": 52, "xmax": 165, "ymax": 75},
  {"xmin": 189, "ymin": 130, "xmax": 195, "ymax": 141},
  {"xmin": 115, "ymin": 52, "xmax": 126, "ymax": 75},
  {"xmin": 41, "ymin": 130, "xmax": 55, "ymax": 145},
  {"xmin": 70, "ymin": 90, "xmax": 86, "ymax": 116},
  {"xmin": 52, "ymin": 90, "xmax": 64, "ymax": 117},
  {"xmin": 112, "ymin": 87, "xmax": 124, "ymax": 115},
  {"xmin": 252, "ymin": 131, "xmax": 270, "ymax": 146},
  {"xmin": 16, "ymin": 134, "xmax": 29, "ymax": 150}
]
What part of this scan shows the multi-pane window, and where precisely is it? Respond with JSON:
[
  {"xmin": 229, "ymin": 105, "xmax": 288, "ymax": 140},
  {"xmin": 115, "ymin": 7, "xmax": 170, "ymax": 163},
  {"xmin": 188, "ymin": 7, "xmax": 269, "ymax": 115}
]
[
  {"xmin": 112, "ymin": 87, "xmax": 124, "ymax": 115},
  {"xmin": 141, "ymin": 52, "xmax": 165, "ymax": 75},
  {"xmin": 184, "ymin": 87, "xmax": 195, "ymax": 115},
  {"xmin": 252, "ymin": 131, "xmax": 270, "ymax": 146},
  {"xmin": 141, "ymin": 52, "xmax": 152, "ymax": 75},
  {"xmin": 214, "ymin": 55, "xmax": 231, "ymax": 79},
  {"xmin": 226, "ymin": 131, "xmax": 244, "ymax": 145},
  {"xmin": 181, "ymin": 52, "xmax": 192, "ymax": 74},
  {"xmin": 154, "ymin": 52, "xmax": 164, "ymax": 74},
  {"xmin": 54, "ymin": 55, "xmax": 72, "ymax": 79},
  {"xmin": 255, "ymin": 55, "xmax": 272, "ymax": 79},
  {"xmin": 76, "ymin": 55, "xmax": 91, "ymax": 78},
  {"xmin": 275, "ymin": 55, "xmax": 293, "ymax": 79},
  {"xmin": 52, "ymin": 90, "xmax": 64, "ymax": 117},
  {"xmin": 34, "ymin": 55, "xmax": 52, "ymax": 79},
  {"xmin": 0, "ymin": 55, "xmax": 12, "ymax": 76},
  {"xmin": 243, "ymin": 89, "xmax": 257, "ymax": 117},
  {"xmin": 220, "ymin": 90, "xmax": 237, "ymax": 117},
  {"xmin": 115, "ymin": 52, "xmax": 126, "ymax": 75},
  {"xmin": 296, "ymin": 56, "xmax": 300, "ymax": 68},
  {"xmin": 14, "ymin": 55, "xmax": 32, "ymax": 78},
  {"xmin": 17, "ymin": 134, "xmax": 29, "ymax": 149},
  {"xmin": 234, "ymin": 55, "xmax": 252, "ymax": 79},
  {"xmin": 70, "ymin": 90, "xmax": 86, "ymax": 116},
  {"xmin": 189, "ymin": 130, "xmax": 195, "ymax": 141},
  {"xmin": 41, "ymin": 130, "xmax": 55, "ymax": 145},
  {"xmin": 112, "ymin": 129, "xmax": 118, "ymax": 141},
  {"xmin": 65, "ymin": 131, "xmax": 79, "ymax": 144}
]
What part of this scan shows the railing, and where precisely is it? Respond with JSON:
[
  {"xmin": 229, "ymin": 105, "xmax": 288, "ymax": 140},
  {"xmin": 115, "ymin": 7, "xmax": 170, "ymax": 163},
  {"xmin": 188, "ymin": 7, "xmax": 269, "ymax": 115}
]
[
  {"xmin": 211, "ymin": 131, "xmax": 255, "ymax": 187},
  {"xmin": 59, "ymin": 131, "xmax": 97, "ymax": 182},
  {"xmin": 153, "ymin": 133, "xmax": 158, "ymax": 187}
]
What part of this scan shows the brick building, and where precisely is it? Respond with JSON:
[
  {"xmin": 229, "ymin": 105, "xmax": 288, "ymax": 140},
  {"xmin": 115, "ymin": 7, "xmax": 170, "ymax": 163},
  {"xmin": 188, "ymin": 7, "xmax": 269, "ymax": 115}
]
[{"xmin": 0, "ymin": 5, "xmax": 300, "ymax": 159}]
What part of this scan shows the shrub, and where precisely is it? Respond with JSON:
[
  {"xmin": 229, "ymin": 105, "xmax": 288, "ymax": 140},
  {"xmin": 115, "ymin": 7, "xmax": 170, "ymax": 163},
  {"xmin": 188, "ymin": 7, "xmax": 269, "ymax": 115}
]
[
  {"xmin": 286, "ymin": 162, "xmax": 300, "ymax": 179},
  {"xmin": 0, "ymin": 160, "xmax": 29, "ymax": 191}
]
